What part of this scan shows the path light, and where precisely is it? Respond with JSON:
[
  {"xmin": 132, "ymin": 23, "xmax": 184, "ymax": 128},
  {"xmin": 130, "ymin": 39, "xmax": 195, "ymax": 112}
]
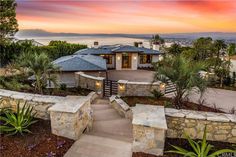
[
  {"xmin": 119, "ymin": 84, "xmax": 125, "ymax": 91},
  {"xmin": 96, "ymin": 81, "xmax": 101, "ymax": 88},
  {"xmin": 160, "ymin": 83, "xmax": 166, "ymax": 90}
]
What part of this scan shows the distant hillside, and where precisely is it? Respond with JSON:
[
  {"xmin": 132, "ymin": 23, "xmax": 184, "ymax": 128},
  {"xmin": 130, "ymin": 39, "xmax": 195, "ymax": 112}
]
[{"xmin": 15, "ymin": 29, "xmax": 236, "ymax": 41}]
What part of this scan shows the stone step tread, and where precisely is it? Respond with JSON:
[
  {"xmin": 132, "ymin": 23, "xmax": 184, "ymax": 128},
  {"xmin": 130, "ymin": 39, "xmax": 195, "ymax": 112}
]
[
  {"xmin": 86, "ymin": 131, "xmax": 133, "ymax": 142},
  {"xmin": 93, "ymin": 109, "xmax": 122, "ymax": 121},
  {"xmin": 92, "ymin": 99, "xmax": 110, "ymax": 104},
  {"xmin": 64, "ymin": 134, "xmax": 132, "ymax": 157},
  {"xmin": 91, "ymin": 104, "xmax": 112, "ymax": 110},
  {"xmin": 92, "ymin": 119, "xmax": 133, "ymax": 137}
]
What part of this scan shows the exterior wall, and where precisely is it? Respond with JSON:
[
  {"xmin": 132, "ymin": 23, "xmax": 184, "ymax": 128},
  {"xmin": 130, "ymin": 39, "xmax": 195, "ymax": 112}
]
[
  {"xmin": 115, "ymin": 53, "xmax": 122, "ymax": 70},
  {"xmin": 75, "ymin": 72, "xmax": 104, "ymax": 93},
  {"xmin": 165, "ymin": 108, "xmax": 236, "ymax": 143},
  {"xmin": 131, "ymin": 53, "xmax": 138, "ymax": 70},
  {"xmin": 0, "ymin": 89, "xmax": 65, "ymax": 120},
  {"xmin": 231, "ymin": 60, "xmax": 236, "ymax": 73},
  {"xmin": 118, "ymin": 80, "xmax": 164, "ymax": 97},
  {"xmin": 49, "ymin": 93, "xmax": 97, "ymax": 140},
  {"xmin": 56, "ymin": 72, "xmax": 76, "ymax": 87}
]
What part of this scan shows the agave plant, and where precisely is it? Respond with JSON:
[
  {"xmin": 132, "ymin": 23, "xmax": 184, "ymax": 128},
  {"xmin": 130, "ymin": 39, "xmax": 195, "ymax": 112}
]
[
  {"xmin": 0, "ymin": 102, "xmax": 37, "ymax": 135},
  {"xmin": 167, "ymin": 127, "xmax": 235, "ymax": 157}
]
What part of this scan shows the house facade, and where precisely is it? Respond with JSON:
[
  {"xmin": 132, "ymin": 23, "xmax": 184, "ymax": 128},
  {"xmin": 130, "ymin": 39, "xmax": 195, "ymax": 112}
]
[{"xmin": 75, "ymin": 42, "xmax": 162, "ymax": 70}]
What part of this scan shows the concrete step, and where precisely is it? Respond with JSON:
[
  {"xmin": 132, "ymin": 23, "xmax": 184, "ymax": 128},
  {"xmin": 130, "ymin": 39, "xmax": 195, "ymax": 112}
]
[
  {"xmin": 93, "ymin": 99, "xmax": 110, "ymax": 104},
  {"xmin": 64, "ymin": 134, "xmax": 132, "ymax": 157},
  {"xmin": 93, "ymin": 109, "xmax": 121, "ymax": 121},
  {"xmin": 91, "ymin": 104, "xmax": 112, "ymax": 110},
  {"xmin": 91, "ymin": 119, "xmax": 133, "ymax": 138}
]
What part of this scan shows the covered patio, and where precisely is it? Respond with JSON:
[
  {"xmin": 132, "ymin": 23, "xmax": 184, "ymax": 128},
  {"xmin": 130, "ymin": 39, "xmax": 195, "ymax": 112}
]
[{"xmin": 85, "ymin": 70, "xmax": 155, "ymax": 82}]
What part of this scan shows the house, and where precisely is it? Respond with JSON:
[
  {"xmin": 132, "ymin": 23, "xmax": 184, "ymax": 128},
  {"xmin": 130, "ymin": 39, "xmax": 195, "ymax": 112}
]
[
  {"xmin": 74, "ymin": 42, "xmax": 162, "ymax": 70},
  {"xmin": 53, "ymin": 42, "xmax": 162, "ymax": 86}
]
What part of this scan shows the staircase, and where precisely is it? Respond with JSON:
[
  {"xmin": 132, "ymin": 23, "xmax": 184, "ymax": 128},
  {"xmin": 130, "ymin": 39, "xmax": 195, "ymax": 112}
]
[
  {"xmin": 165, "ymin": 80, "xmax": 176, "ymax": 96},
  {"xmin": 64, "ymin": 98, "xmax": 133, "ymax": 157}
]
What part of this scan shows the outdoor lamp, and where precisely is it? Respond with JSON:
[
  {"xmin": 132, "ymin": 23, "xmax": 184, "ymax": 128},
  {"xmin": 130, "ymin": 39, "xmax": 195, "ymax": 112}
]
[
  {"xmin": 119, "ymin": 84, "xmax": 125, "ymax": 90},
  {"xmin": 134, "ymin": 56, "xmax": 137, "ymax": 60},
  {"xmin": 160, "ymin": 83, "xmax": 166, "ymax": 90},
  {"xmin": 117, "ymin": 56, "xmax": 121, "ymax": 60},
  {"xmin": 96, "ymin": 81, "xmax": 101, "ymax": 87}
]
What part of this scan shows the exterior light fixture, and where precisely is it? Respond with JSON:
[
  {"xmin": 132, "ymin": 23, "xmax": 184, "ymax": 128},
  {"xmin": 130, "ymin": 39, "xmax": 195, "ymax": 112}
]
[
  {"xmin": 160, "ymin": 83, "xmax": 166, "ymax": 90},
  {"xmin": 134, "ymin": 56, "xmax": 137, "ymax": 60},
  {"xmin": 117, "ymin": 56, "xmax": 121, "ymax": 60},
  {"xmin": 119, "ymin": 84, "xmax": 125, "ymax": 90},
  {"xmin": 95, "ymin": 81, "xmax": 101, "ymax": 87}
]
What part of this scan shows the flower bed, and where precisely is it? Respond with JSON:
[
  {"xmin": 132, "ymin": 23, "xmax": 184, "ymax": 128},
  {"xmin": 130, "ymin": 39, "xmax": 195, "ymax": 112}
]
[
  {"xmin": 0, "ymin": 119, "xmax": 74, "ymax": 157},
  {"xmin": 132, "ymin": 138, "xmax": 235, "ymax": 157},
  {"xmin": 122, "ymin": 96, "xmax": 223, "ymax": 113}
]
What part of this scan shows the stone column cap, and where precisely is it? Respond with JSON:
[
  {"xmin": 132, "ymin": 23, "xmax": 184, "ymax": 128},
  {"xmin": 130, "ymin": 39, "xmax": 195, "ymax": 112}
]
[{"xmin": 132, "ymin": 104, "xmax": 167, "ymax": 130}]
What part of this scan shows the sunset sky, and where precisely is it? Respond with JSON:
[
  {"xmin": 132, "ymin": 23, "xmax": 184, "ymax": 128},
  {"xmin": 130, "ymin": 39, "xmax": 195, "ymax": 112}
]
[{"xmin": 16, "ymin": 0, "xmax": 236, "ymax": 34}]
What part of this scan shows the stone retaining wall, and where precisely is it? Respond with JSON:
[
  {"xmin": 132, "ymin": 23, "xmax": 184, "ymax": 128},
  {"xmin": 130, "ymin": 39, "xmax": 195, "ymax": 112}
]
[
  {"xmin": 165, "ymin": 108, "xmax": 236, "ymax": 143},
  {"xmin": 109, "ymin": 95, "xmax": 132, "ymax": 119},
  {"xmin": 75, "ymin": 72, "xmax": 104, "ymax": 93},
  {"xmin": 0, "ymin": 89, "xmax": 65, "ymax": 120},
  {"xmin": 117, "ymin": 80, "xmax": 164, "ymax": 97}
]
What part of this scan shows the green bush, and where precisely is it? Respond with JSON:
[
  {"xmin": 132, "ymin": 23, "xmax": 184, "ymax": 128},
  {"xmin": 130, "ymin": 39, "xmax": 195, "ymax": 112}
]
[
  {"xmin": 60, "ymin": 83, "xmax": 67, "ymax": 91},
  {"xmin": 0, "ymin": 102, "xmax": 37, "ymax": 136},
  {"xmin": 167, "ymin": 126, "xmax": 235, "ymax": 157},
  {"xmin": 151, "ymin": 89, "xmax": 164, "ymax": 99}
]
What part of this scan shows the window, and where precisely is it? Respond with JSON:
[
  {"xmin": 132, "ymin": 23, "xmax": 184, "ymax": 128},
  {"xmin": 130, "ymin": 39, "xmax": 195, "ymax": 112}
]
[
  {"xmin": 140, "ymin": 55, "xmax": 152, "ymax": 64},
  {"xmin": 101, "ymin": 55, "xmax": 113, "ymax": 64}
]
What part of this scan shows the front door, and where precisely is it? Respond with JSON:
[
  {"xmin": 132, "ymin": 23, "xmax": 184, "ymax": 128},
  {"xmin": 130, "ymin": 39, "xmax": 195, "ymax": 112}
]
[{"xmin": 122, "ymin": 53, "xmax": 132, "ymax": 69}]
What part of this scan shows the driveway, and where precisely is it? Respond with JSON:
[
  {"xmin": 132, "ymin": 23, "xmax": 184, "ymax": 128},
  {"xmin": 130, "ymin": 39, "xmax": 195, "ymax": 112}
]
[{"xmin": 188, "ymin": 88, "xmax": 236, "ymax": 113}]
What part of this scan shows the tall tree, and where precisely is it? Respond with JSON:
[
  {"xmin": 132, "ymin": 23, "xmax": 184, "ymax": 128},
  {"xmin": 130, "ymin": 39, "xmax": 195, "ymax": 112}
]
[
  {"xmin": 151, "ymin": 34, "xmax": 164, "ymax": 44},
  {"xmin": 0, "ymin": 0, "xmax": 18, "ymax": 43}
]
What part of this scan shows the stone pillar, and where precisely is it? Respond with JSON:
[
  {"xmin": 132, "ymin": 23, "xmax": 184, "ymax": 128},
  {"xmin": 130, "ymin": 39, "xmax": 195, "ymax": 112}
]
[
  {"xmin": 132, "ymin": 105, "xmax": 167, "ymax": 156},
  {"xmin": 49, "ymin": 96, "xmax": 93, "ymax": 140},
  {"xmin": 117, "ymin": 80, "xmax": 128, "ymax": 96}
]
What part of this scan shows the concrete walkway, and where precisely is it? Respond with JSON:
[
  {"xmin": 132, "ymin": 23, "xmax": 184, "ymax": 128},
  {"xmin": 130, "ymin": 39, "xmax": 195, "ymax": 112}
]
[
  {"xmin": 166, "ymin": 88, "xmax": 236, "ymax": 113},
  {"xmin": 64, "ymin": 98, "xmax": 133, "ymax": 157}
]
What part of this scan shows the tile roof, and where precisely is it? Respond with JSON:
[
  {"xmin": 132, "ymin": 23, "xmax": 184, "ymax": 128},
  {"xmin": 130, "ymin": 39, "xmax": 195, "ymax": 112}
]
[
  {"xmin": 53, "ymin": 55, "xmax": 107, "ymax": 71},
  {"xmin": 75, "ymin": 45, "xmax": 161, "ymax": 55}
]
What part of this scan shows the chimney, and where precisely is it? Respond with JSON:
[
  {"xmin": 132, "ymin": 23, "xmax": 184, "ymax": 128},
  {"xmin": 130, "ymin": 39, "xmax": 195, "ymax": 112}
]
[
  {"xmin": 138, "ymin": 42, "xmax": 143, "ymax": 48},
  {"xmin": 152, "ymin": 42, "xmax": 160, "ymax": 51},
  {"xmin": 94, "ymin": 41, "xmax": 99, "ymax": 48}
]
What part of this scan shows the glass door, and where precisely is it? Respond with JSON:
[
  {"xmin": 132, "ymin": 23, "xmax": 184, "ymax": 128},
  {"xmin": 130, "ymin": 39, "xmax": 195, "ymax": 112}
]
[{"xmin": 122, "ymin": 53, "xmax": 132, "ymax": 69}]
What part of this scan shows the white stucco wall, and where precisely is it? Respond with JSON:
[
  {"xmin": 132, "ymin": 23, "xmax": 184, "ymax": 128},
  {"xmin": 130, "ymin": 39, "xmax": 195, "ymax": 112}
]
[
  {"xmin": 131, "ymin": 53, "xmax": 138, "ymax": 70},
  {"xmin": 56, "ymin": 72, "xmax": 76, "ymax": 87},
  {"xmin": 116, "ymin": 53, "xmax": 122, "ymax": 70},
  {"xmin": 231, "ymin": 60, "xmax": 236, "ymax": 73}
]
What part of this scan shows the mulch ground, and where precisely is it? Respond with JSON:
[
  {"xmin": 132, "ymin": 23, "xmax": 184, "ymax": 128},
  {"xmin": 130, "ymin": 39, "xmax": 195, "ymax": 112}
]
[
  {"xmin": 122, "ymin": 96, "xmax": 223, "ymax": 113},
  {"xmin": 133, "ymin": 138, "xmax": 235, "ymax": 157},
  {"xmin": 0, "ymin": 119, "xmax": 74, "ymax": 157}
]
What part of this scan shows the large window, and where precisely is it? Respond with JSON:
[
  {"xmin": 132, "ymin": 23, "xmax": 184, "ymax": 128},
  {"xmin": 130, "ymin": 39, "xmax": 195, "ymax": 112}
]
[
  {"xmin": 101, "ymin": 55, "xmax": 113, "ymax": 64},
  {"xmin": 140, "ymin": 55, "xmax": 152, "ymax": 64}
]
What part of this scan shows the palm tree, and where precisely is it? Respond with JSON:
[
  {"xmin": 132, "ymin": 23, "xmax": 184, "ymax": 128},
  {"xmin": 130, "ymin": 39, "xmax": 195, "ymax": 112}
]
[
  {"xmin": 154, "ymin": 55, "xmax": 207, "ymax": 108},
  {"xmin": 18, "ymin": 52, "xmax": 58, "ymax": 93}
]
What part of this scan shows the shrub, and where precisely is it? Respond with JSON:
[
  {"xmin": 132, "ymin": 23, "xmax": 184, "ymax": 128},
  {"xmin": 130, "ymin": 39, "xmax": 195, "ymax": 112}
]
[
  {"xmin": 151, "ymin": 89, "xmax": 164, "ymax": 99},
  {"xmin": 167, "ymin": 126, "xmax": 235, "ymax": 157},
  {"xmin": 60, "ymin": 83, "xmax": 67, "ymax": 91},
  {"xmin": 0, "ymin": 102, "xmax": 37, "ymax": 136}
]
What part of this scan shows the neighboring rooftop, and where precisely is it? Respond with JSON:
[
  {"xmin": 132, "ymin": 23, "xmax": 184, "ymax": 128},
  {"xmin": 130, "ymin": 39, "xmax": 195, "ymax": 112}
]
[
  {"xmin": 75, "ymin": 44, "xmax": 161, "ymax": 55},
  {"xmin": 53, "ymin": 55, "xmax": 107, "ymax": 71}
]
